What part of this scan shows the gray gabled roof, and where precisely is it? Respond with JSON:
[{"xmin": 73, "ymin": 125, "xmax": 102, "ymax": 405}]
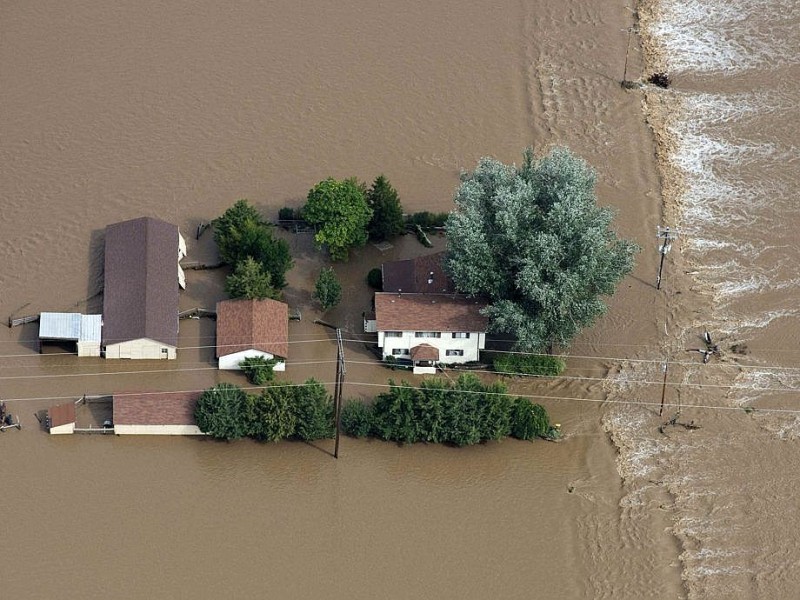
[{"xmin": 102, "ymin": 217, "xmax": 180, "ymax": 347}]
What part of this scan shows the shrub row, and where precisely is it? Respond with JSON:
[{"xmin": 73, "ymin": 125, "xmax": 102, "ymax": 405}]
[
  {"xmin": 491, "ymin": 352, "xmax": 566, "ymax": 377},
  {"xmin": 340, "ymin": 373, "xmax": 553, "ymax": 446},
  {"xmin": 406, "ymin": 211, "xmax": 449, "ymax": 230},
  {"xmin": 195, "ymin": 381, "xmax": 334, "ymax": 442}
]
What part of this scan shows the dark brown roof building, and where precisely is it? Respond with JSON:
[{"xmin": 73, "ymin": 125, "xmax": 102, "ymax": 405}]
[
  {"xmin": 216, "ymin": 298, "xmax": 289, "ymax": 359},
  {"xmin": 375, "ymin": 293, "xmax": 488, "ymax": 333},
  {"xmin": 102, "ymin": 217, "xmax": 180, "ymax": 347},
  {"xmin": 113, "ymin": 391, "xmax": 200, "ymax": 426},
  {"xmin": 382, "ymin": 252, "xmax": 455, "ymax": 294}
]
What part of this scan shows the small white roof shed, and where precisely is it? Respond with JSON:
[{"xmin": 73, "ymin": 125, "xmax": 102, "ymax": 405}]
[{"xmin": 39, "ymin": 313, "xmax": 102, "ymax": 357}]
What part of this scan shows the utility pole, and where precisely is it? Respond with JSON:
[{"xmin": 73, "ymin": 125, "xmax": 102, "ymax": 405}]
[
  {"xmin": 333, "ymin": 327, "xmax": 345, "ymax": 459},
  {"xmin": 659, "ymin": 362, "xmax": 668, "ymax": 416},
  {"xmin": 314, "ymin": 319, "xmax": 346, "ymax": 459},
  {"xmin": 656, "ymin": 225, "xmax": 678, "ymax": 290}
]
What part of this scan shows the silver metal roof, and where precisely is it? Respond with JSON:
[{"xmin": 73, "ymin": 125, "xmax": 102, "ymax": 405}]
[{"xmin": 39, "ymin": 313, "xmax": 102, "ymax": 343}]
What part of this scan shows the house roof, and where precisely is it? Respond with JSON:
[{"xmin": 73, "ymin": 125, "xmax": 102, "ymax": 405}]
[
  {"xmin": 411, "ymin": 343, "xmax": 440, "ymax": 361},
  {"xmin": 48, "ymin": 402, "xmax": 76, "ymax": 428},
  {"xmin": 113, "ymin": 391, "xmax": 200, "ymax": 426},
  {"xmin": 375, "ymin": 293, "xmax": 488, "ymax": 333},
  {"xmin": 102, "ymin": 217, "xmax": 180, "ymax": 348},
  {"xmin": 215, "ymin": 298, "xmax": 289, "ymax": 359},
  {"xmin": 382, "ymin": 252, "xmax": 455, "ymax": 294},
  {"xmin": 39, "ymin": 313, "xmax": 102, "ymax": 343}
]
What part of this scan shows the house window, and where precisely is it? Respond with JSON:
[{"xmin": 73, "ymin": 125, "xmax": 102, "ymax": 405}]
[
  {"xmin": 446, "ymin": 349, "xmax": 464, "ymax": 357},
  {"xmin": 385, "ymin": 331, "xmax": 403, "ymax": 338},
  {"xmin": 451, "ymin": 332, "xmax": 470, "ymax": 339},
  {"xmin": 161, "ymin": 348, "xmax": 168, "ymax": 354},
  {"xmin": 414, "ymin": 332, "xmax": 441, "ymax": 338},
  {"xmin": 392, "ymin": 348, "xmax": 410, "ymax": 356}
]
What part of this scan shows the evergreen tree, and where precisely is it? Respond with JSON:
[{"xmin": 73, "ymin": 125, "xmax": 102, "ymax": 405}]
[
  {"xmin": 225, "ymin": 256, "xmax": 279, "ymax": 300},
  {"xmin": 313, "ymin": 267, "xmax": 342, "ymax": 310},
  {"xmin": 367, "ymin": 175, "xmax": 405, "ymax": 242},
  {"xmin": 195, "ymin": 383, "xmax": 250, "ymax": 440}
]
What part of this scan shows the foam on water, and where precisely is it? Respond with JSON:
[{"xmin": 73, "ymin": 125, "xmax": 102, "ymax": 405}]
[{"xmin": 650, "ymin": 0, "xmax": 800, "ymax": 73}]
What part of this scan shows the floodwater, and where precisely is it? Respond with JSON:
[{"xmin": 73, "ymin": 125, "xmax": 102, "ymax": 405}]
[{"xmin": 6, "ymin": 0, "xmax": 793, "ymax": 598}]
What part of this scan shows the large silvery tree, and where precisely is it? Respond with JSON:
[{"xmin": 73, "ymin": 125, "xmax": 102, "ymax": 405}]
[{"xmin": 445, "ymin": 147, "xmax": 638, "ymax": 353}]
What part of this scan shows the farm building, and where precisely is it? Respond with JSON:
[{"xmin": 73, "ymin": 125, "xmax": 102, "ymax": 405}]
[
  {"xmin": 102, "ymin": 216, "xmax": 186, "ymax": 359},
  {"xmin": 38, "ymin": 312, "xmax": 102, "ymax": 357},
  {"xmin": 216, "ymin": 298, "xmax": 289, "ymax": 371},
  {"xmin": 381, "ymin": 252, "xmax": 455, "ymax": 294},
  {"xmin": 113, "ymin": 391, "xmax": 203, "ymax": 435},
  {"xmin": 47, "ymin": 402, "xmax": 76, "ymax": 435}
]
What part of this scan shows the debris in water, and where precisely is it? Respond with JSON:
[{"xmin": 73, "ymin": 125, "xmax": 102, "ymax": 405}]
[{"xmin": 648, "ymin": 72, "xmax": 671, "ymax": 88}]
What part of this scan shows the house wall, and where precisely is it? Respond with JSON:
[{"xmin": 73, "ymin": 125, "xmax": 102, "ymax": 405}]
[
  {"xmin": 218, "ymin": 349, "xmax": 286, "ymax": 371},
  {"xmin": 77, "ymin": 341, "xmax": 101, "ymax": 357},
  {"xmin": 49, "ymin": 422, "xmax": 75, "ymax": 435},
  {"xmin": 114, "ymin": 424, "xmax": 205, "ymax": 435},
  {"xmin": 104, "ymin": 338, "xmax": 177, "ymax": 360},
  {"xmin": 379, "ymin": 331, "xmax": 485, "ymax": 363}
]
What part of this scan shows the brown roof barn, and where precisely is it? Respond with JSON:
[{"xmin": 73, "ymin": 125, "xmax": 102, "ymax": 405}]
[
  {"xmin": 113, "ymin": 391, "xmax": 200, "ymax": 426},
  {"xmin": 375, "ymin": 293, "xmax": 488, "ymax": 333},
  {"xmin": 382, "ymin": 252, "xmax": 455, "ymax": 294},
  {"xmin": 216, "ymin": 298, "xmax": 289, "ymax": 359},
  {"xmin": 102, "ymin": 217, "xmax": 180, "ymax": 347}
]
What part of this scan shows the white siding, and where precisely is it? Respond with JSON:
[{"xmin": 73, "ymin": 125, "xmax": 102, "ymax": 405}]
[
  {"xmin": 379, "ymin": 330, "xmax": 485, "ymax": 363},
  {"xmin": 218, "ymin": 349, "xmax": 286, "ymax": 371},
  {"xmin": 115, "ymin": 424, "xmax": 205, "ymax": 436},
  {"xmin": 49, "ymin": 422, "xmax": 75, "ymax": 435},
  {"xmin": 105, "ymin": 338, "xmax": 176, "ymax": 360}
]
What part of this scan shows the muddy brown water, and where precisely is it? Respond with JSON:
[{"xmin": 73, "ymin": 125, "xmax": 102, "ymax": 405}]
[{"xmin": 0, "ymin": 1, "xmax": 708, "ymax": 598}]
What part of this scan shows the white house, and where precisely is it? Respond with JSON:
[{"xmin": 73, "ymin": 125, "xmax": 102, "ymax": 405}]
[
  {"xmin": 113, "ymin": 392, "xmax": 204, "ymax": 435},
  {"xmin": 216, "ymin": 298, "xmax": 289, "ymax": 371},
  {"xmin": 39, "ymin": 312, "xmax": 102, "ymax": 357},
  {"xmin": 102, "ymin": 217, "xmax": 185, "ymax": 359},
  {"xmin": 375, "ymin": 292, "xmax": 488, "ymax": 373}
]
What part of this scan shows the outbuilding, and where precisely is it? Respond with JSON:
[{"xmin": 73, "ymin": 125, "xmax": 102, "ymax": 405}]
[
  {"xmin": 102, "ymin": 217, "xmax": 185, "ymax": 359},
  {"xmin": 39, "ymin": 312, "xmax": 102, "ymax": 357},
  {"xmin": 216, "ymin": 298, "xmax": 289, "ymax": 371},
  {"xmin": 113, "ymin": 391, "xmax": 204, "ymax": 435}
]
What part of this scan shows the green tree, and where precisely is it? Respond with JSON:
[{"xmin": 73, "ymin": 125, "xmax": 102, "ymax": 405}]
[
  {"xmin": 291, "ymin": 379, "xmax": 335, "ymax": 441},
  {"xmin": 303, "ymin": 178, "xmax": 372, "ymax": 261},
  {"xmin": 445, "ymin": 147, "xmax": 639, "ymax": 353},
  {"xmin": 213, "ymin": 199, "xmax": 293, "ymax": 288},
  {"xmin": 195, "ymin": 383, "xmax": 250, "ymax": 440},
  {"xmin": 225, "ymin": 256, "xmax": 280, "ymax": 300},
  {"xmin": 313, "ymin": 267, "xmax": 342, "ymax": 310},
  {"xmin": 247, "ymin": 386, "xmax": 297, "ymax": 442},
  {"xmin": 240, "ymin": 355, "xmax": 277, "ymax": 385},
  {"xmin": 367, "ymin": 175, "xmax": 405, "ymax": 242},
  {"xmin": 510, "ymin": 397, "xmax": 550, "ymax": 441},
  {"xmin": 340, "ymin": 400, "xmax": 374, "ymax": 438}
]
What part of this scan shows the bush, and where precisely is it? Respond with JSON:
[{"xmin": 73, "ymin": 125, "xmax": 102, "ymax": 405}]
[
  {"xmin": 278, "ymin": 207, "xmax": 298, "ymax": 221},
  {"xmin": 195, "ymin": 383, "xmax": 250, "ymax": 440},
  {"xmin": 407, "ymin": 211, "xmax": 449, "ymax": 229},
  {"xmin": 367, "ymin": 267, "xmax": 383, "ymax": 290},
  {"xmin": 340, "ymin": 400, "xmax": 374, "ymax": 438},
  {"xmin": 352, "ymin": 374, "xmax": 551, "ymax": 446},
  {"xmin": 491, "ymin": 353, "xmax": 566, "ymax": 377},
  {"xmin": 510, "ymin": 398, "xmax": 550, "ymax": 441},
  {"xmin": 247, "ymin": 387, "xmax": 297, "ymax": 442},
  {"xmin": 292, "ymin": 379, "xmax": 335, "ymax": 441},
  {"xmin": 240, "ymin": 356, "xmax": 277, "ymax": 385}
]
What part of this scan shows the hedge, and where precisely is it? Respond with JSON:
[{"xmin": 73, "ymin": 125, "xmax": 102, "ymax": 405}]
[{"xmin": 491, "ymin": 352, "xmax": 566, "ymax": 377}]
